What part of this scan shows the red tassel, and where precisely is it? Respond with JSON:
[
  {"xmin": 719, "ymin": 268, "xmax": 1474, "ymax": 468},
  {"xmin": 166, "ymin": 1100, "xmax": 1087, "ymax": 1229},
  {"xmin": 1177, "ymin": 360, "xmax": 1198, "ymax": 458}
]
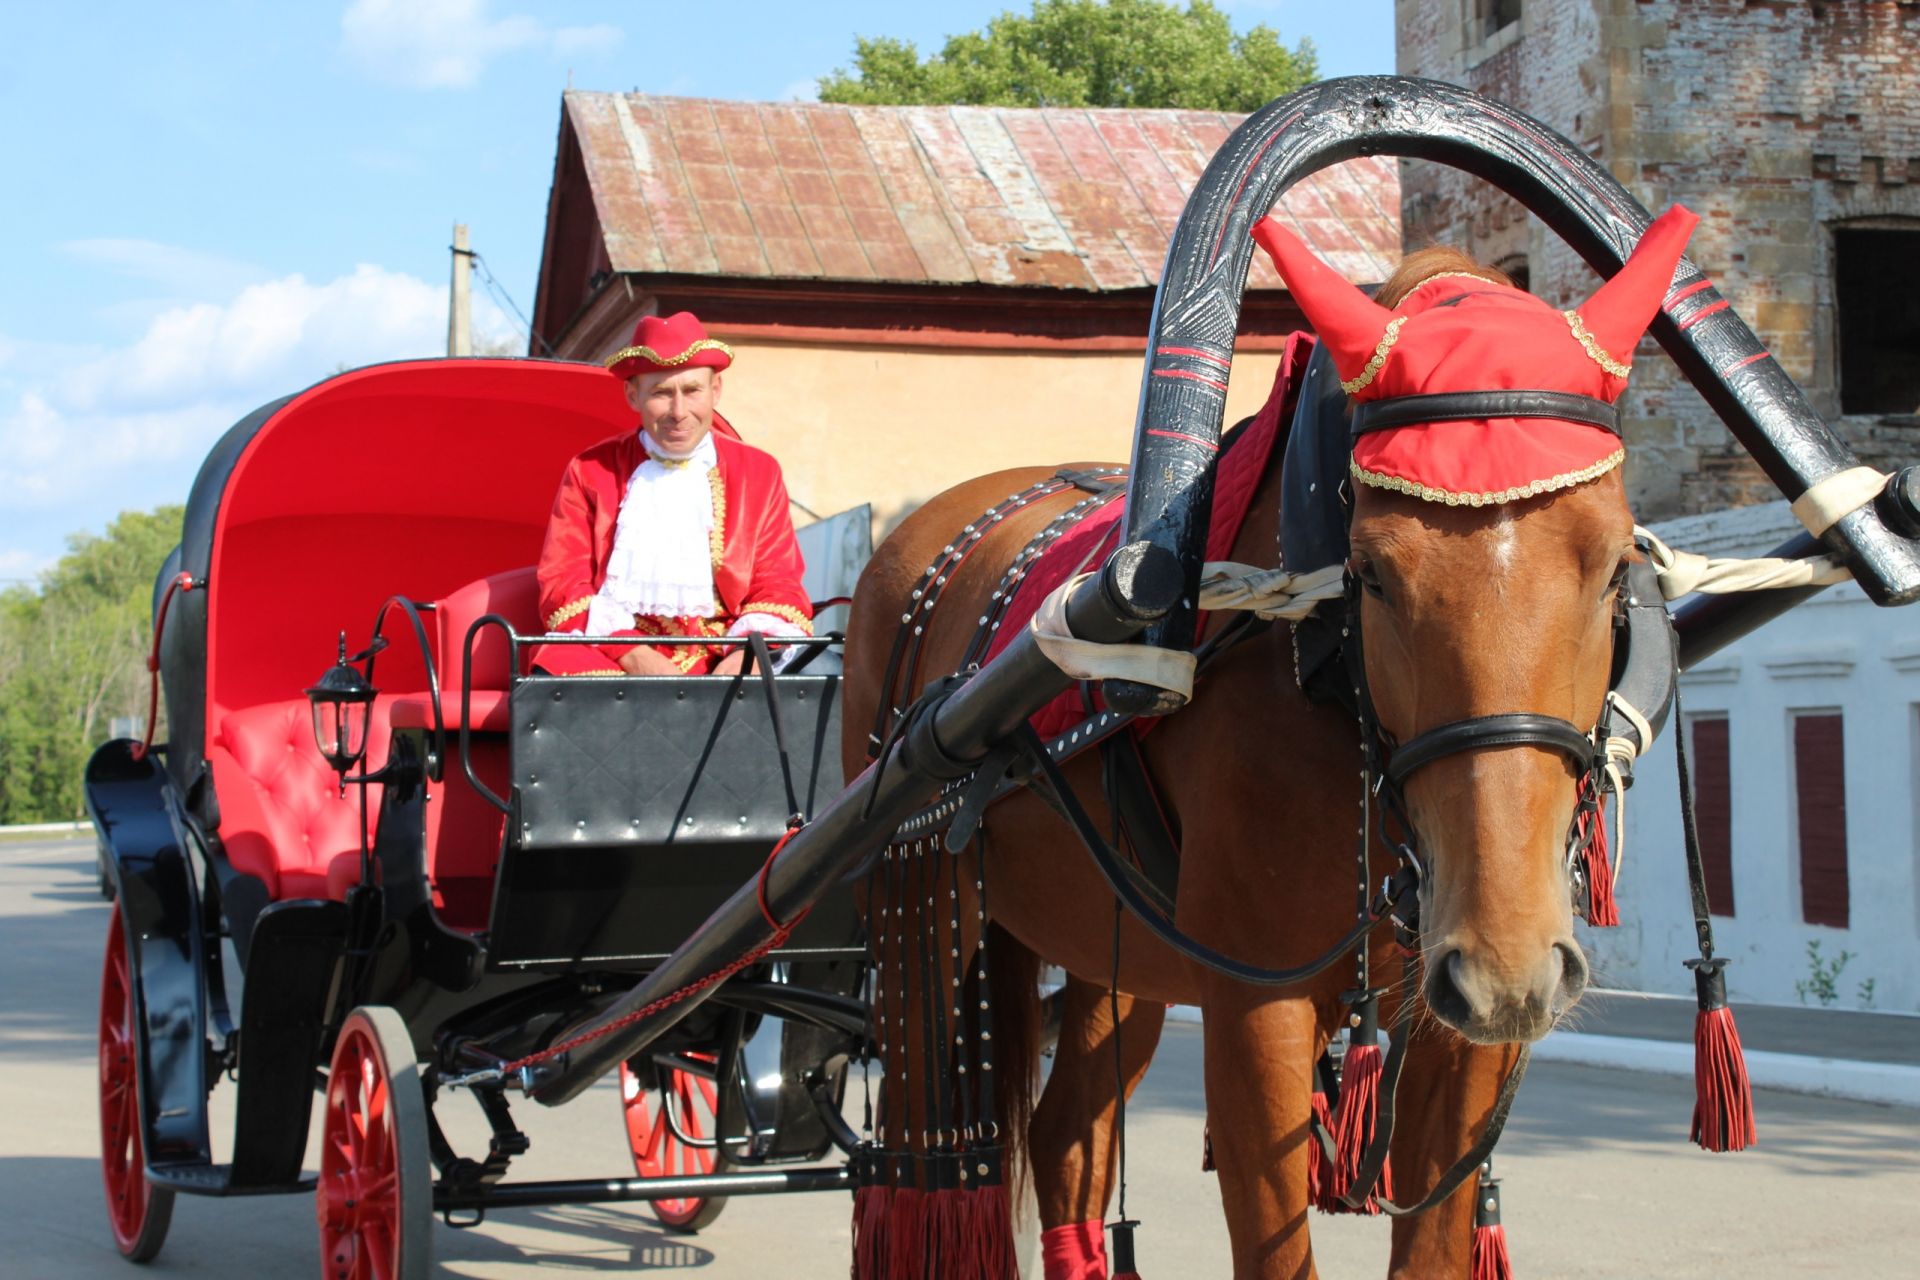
[
  {"xmin": 1691, "ymin": 1005, "xmax": 1756, "ymax": 1152},
  {"xmin": 1472, "ymin": 1224, "xmax": 1514, "ymax": 1280},
  {"xmin": 1306, "ymin": 1089, "xmax": 1333, "ymax": 1207},
  {"xmin": 964, "ymin": 1182, "xmax": 1019, "ymax": 1280},
  {"xmin": 923, "ymin": 1186, "xmax": 966, "ymax": 1277},
  {"xmin": 1326, "ymin": 1043, "xmax": 1392, "ymax": 1214},
  {"xmin": 1579, "ymin": 802, "xmax": 1618, "ymax": 927},
  {"xmin": 888, "ymin": 1186, "xmax": 925, "ymax": 1279},
  {"xmin": 1688, "ymin": 958, "xmax": 1756, "ymax": 1152},
  {"xmin": 1040, "ymin": 1219, "xmax": 1107, "ymax": 1280},
  {"xmin": 851, "ymin": 1183, "xmax": 891, "ymax": 1280},
  {"xmin": 1200, "ymin": 1123, "xmax": 1214, "ymax": 1172}
]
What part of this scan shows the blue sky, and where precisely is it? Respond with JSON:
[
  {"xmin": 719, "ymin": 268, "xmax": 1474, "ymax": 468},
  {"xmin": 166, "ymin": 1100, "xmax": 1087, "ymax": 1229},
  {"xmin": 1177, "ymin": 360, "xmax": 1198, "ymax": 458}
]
[{"xmin": 0, "ymin": 0, "xmax": 1393, "ymax": 584}]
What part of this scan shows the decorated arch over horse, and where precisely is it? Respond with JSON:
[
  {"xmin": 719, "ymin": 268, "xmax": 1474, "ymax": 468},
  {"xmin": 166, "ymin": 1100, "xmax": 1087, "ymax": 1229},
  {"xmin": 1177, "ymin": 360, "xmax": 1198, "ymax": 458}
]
[{"xmin": 1118, "ymin": 75, "xmax": 1920, "ymax": 715}]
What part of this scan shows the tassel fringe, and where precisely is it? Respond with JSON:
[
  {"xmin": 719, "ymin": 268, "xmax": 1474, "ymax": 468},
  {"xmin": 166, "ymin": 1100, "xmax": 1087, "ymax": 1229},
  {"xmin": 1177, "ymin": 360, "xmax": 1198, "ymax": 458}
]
[
  {"xmin": 1306, "ymin": 1089, "xmax": 1334, "ymax": 1209},
  {"xmin": 1472, "ymin": 1224, "xmax": 1515, "ymax": 1280},
  {"xmin": 1579, "ymin": 800, "xmax": 1618, "ymax": 927},
  {"xmin": 1326, "ymin": 1043, "xmax": 1392, "ymax": 1214},
  {"xmin": 1688, "ymin": 959, "xmax": 1756, "ymax": 1153}
]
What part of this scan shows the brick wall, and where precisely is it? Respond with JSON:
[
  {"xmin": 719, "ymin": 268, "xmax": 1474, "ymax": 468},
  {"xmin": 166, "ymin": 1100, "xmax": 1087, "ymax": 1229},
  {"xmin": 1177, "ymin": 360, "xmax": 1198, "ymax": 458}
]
[{"xmin": 1396, "ymin": 0, "xmax": 1920, "ymax": 519}]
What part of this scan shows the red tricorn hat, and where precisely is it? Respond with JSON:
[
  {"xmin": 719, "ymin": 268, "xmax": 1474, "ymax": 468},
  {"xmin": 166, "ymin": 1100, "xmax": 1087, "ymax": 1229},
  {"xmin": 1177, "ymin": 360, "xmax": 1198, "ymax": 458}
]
[
  {"xmin": 604, "ymin": 311, "xmax": 733, "ymax": 382},
  {"xmin": 1251, "ymin": 205, "xmax": 1699, "ymax": 505}
]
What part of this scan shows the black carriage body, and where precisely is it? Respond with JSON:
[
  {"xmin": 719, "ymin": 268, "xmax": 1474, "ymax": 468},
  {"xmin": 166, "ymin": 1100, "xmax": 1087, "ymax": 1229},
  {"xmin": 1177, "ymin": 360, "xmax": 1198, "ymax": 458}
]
[{"xmin": 489, "ymin": 672, "xmax": 859, "ymax": 969}]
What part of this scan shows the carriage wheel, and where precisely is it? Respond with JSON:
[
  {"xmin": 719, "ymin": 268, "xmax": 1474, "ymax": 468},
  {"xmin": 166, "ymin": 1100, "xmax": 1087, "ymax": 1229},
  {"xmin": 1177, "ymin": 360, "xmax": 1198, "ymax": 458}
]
[
  {"xmin": 317, "ymin": 1007, "xmax": 431, "ymax": 1280},
  {"xmin": 99, "ymin": 904, "xmax": 175, "ymax": 1262},
  {"xmin": 619, "ymin": 1055, "xmax": 730, "ymax": 1232}
]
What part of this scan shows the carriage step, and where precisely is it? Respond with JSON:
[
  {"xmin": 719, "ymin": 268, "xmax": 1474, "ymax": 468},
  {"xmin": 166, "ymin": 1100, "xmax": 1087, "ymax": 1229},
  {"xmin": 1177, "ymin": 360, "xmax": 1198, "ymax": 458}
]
[{"xmin": 147, "ymin": 1161, "xmax": 316, "ymax": 1197}]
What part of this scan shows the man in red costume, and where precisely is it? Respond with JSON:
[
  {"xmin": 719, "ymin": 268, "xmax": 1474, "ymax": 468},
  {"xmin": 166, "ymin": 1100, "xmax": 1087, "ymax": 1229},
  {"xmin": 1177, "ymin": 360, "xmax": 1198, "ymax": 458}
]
[{"xmin": 533, "ymin": 311, "xmax": 813, "ymax": 676}]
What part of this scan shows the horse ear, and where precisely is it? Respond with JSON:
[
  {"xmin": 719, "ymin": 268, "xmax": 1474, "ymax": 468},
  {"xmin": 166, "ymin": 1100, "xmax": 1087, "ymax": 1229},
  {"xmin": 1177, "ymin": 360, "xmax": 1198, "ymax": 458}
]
[
  {"xmin": 1572, "ymin": 205, "xmax": 1701, "ymax": 370},
  {"xmin": 1252, "ymin": 217, "xmax": 1397, "ymax": 392}
]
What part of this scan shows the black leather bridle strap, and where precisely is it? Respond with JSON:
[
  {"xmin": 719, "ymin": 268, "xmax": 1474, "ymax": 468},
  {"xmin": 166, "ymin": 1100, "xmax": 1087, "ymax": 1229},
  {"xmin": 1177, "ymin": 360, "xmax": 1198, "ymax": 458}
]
[
  {"xmin": 1351, "ymin": 391, "xmax": 1620, "ymax": 437},
  {"xmin": 1385, "ymin": 713, "xmax": 1595, "ymax": 790}
]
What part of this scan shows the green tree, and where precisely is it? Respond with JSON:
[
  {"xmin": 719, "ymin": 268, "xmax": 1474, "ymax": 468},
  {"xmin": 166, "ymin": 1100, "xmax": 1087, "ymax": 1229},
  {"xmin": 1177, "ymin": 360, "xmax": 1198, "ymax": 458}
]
[
  {"xmin": 817, "ymin": 0, "xmax": 1317, "ymax": 112},
  {"xmin": 0, "ymin": 506, "xmax": 182, "ymax": 822}
]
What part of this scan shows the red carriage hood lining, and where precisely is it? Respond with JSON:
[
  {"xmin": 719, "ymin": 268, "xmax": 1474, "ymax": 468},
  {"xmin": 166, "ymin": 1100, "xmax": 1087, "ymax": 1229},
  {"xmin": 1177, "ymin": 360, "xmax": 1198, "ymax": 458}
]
[{"xmin": 982, "ymin": 331, "xmax": 1315, "ymax": 739}]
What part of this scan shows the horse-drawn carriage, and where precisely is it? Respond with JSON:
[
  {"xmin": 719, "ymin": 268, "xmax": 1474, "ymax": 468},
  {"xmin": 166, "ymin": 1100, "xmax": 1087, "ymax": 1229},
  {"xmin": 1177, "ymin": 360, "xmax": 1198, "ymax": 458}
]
[
  {"xmin": 87, "ymin": 77, "xmax": 1920, "ymax": 1279},
  {"xmin": 87, "ymin": 357, "xmax": 875, "ymax": 1271}
]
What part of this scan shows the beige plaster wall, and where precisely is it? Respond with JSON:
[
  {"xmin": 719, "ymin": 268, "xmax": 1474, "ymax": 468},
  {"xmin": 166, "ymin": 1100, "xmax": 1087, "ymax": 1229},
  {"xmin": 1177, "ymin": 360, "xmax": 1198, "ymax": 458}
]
[{"xmin": 709, "ymin": 338, "xmax": 1284, "ymax": 536}]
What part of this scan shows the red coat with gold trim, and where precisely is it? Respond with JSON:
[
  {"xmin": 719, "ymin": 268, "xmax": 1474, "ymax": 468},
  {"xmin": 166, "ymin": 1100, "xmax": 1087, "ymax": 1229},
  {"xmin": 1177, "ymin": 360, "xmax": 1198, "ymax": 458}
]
[{"xmin": 536, "ymin": 428, "xmax": 811, "ymax": 672}]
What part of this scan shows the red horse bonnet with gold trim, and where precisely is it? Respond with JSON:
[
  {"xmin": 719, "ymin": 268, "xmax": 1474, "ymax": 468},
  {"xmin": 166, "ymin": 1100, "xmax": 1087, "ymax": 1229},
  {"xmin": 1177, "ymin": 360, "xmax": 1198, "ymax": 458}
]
[{"xmin": 1251, "ymin": 205, "xmax": 1699, "ymax": 506}]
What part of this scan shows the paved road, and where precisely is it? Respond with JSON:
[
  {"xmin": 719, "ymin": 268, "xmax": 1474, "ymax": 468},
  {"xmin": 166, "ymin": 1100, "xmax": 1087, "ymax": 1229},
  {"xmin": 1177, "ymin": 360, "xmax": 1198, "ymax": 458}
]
[{"xmin": 4, "ymin": 835, "xmax": 1916, "ymax": 1278}]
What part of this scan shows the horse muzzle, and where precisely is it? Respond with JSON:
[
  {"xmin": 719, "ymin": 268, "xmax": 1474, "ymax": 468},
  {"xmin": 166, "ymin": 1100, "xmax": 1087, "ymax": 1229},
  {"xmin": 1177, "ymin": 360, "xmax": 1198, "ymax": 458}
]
[{"xmin": 1423, "ymin": 934, "xmax": 1589, "ymax": 1044}]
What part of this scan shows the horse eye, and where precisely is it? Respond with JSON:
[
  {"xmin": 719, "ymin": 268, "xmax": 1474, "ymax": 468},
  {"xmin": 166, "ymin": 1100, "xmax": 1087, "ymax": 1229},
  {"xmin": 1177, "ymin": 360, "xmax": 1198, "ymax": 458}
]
[
  {"xmin": 1351, "ymin": 558, "xmax": 1387, "ymax": 600},
  {"xmin": 1607, "ymin": 557, "xmax": 1632, "ymax": 597}
]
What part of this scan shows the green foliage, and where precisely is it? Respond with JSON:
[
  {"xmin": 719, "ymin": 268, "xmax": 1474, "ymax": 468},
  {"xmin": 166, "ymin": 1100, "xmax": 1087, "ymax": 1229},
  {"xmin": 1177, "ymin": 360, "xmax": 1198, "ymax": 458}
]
[
  {"xmin": 1793, "ymin": 939, "xmax": 1853, "ymax": 1008},
  {"xmin": 817, "ymin": 0, "xmax": 1318, "ymax": 112},
  {"xmin": 0, "ymin": 507, "xmax": 182, "ymax": 822}
]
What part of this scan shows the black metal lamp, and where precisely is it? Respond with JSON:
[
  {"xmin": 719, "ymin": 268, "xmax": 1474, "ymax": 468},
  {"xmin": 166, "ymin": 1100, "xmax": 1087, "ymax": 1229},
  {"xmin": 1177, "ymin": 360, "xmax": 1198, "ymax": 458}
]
[{"xmin": 306, "ymin": 631, "xmax": 376, "ymax": 788}]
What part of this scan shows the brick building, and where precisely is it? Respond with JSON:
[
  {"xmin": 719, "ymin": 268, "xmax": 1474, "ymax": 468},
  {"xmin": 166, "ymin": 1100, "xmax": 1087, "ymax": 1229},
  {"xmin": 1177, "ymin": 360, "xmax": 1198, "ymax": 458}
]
[{"xmin": 1397, "ymin": 0, "xmax": 1920, "ymax": 518}]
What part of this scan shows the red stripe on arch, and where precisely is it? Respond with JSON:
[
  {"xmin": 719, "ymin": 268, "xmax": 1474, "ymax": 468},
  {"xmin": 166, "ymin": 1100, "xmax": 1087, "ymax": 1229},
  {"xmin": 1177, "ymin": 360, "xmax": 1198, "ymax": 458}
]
[
  {"xmin": 1157, "ymin": 345, "xmax": 1232, "ymax": 370},
  {"xmin": 1677, "ymin": 300, "xmax": 1731, "ymax": 330},
  {"xmin": 1665, "ymin": 279, "xmax": 1714, "ymax": 309},
  {"xmin": 1720, "ymin": 351, "xmax": 1770, "ymax": 376},
  {"xmin": 1146, "ymin": 428, "xmax": 1220, "ymax": 451},
  {"xmin": 1154, "ymin": 368, "xmax": 1230, "ymax": 392}
]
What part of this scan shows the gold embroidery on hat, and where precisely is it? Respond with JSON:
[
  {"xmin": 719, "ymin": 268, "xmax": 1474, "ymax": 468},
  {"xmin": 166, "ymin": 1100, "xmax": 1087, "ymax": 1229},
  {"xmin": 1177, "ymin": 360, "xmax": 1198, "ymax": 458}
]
[
  {"xmin": 1349, "ymin": 448, "xmax": 1626, "ymax": 507},
  {"xmin": 1341, "ymin": 316, "xmax": 1407, "ymax": 394},
  {"xmin": 604, "ymin": 337, "xmax": 734, "ymax": 370},
  {"xmin": 1563, "ymin": 311, "xmax": 1632, "ymax": 378}
]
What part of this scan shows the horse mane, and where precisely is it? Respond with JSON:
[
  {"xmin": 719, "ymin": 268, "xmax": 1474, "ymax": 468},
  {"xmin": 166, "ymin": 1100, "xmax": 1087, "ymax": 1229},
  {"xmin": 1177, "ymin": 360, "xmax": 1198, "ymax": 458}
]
[{"xmin": 1375, "ymin": 246, "xmax": 1514, "ymax": 309}]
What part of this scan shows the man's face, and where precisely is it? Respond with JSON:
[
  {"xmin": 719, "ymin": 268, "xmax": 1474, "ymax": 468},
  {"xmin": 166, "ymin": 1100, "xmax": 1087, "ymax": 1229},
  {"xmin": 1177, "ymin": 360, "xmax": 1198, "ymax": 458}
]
[{"xmin": 627, "ymin": 366, "xmax": 721, "ymax": 455}]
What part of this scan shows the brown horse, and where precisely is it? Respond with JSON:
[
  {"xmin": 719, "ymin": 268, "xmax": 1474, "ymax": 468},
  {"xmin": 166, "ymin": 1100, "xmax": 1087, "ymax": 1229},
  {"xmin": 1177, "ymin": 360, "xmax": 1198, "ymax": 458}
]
[{"xmin": 842, "ymin": 210, "xmax": 1694, "ymax": 1277}]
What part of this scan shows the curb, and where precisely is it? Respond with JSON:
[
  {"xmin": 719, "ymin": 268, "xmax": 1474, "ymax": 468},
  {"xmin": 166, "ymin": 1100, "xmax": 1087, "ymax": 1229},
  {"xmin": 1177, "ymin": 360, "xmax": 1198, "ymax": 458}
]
[
  {"xmin": 1163, "ymin": 1006, "xmax": 1919, "ymax": 1108},
  {"xmin": 0, "ymin": 821, "xmax": 90, "ymax": 836}
]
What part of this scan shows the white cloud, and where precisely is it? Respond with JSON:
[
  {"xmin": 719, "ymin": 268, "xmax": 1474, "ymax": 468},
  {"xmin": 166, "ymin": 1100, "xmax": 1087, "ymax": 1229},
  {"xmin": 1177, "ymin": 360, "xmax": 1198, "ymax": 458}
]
[
  {"xmin": 0, "ymin": 257, "xmax": 513, "ymax": 546},
  {"xmin": 59, "ymin": 239, "xmax": 268, "ymax": 298},
  {"xmin": 341, "ymin": 0, "xmax": 623, "ymax": 90}
]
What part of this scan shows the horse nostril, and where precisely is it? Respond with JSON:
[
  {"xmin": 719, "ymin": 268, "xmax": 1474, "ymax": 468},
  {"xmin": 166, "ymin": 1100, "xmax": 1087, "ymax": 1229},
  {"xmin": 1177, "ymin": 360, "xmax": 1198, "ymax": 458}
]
[
  {"xmin": 1553, "ymin": 942, "xmax": 1590, "ymax": 1011},
  {"xmin": 1425, "ymin": 948, "xmax": 1475, "ymax": 1028}
]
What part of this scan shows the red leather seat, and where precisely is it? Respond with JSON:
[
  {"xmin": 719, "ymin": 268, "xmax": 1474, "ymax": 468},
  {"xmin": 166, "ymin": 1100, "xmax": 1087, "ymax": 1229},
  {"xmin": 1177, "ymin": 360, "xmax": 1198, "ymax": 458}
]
[{"xmin": 211, "ymin": 700, "xmax": 393, "ymax": 901}]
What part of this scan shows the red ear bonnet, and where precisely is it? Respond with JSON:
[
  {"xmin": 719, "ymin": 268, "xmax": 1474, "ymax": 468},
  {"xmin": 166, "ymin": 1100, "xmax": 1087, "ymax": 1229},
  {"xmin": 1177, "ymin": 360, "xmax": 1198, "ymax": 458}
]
[{"xmin": 1252, "ymin": 206, "xmax": 1700, "ymax": 505}]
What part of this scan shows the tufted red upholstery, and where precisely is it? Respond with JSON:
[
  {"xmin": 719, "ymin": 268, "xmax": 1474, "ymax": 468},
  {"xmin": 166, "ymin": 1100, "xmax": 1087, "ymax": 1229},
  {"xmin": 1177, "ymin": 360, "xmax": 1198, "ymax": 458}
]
[{"xmin": 213, "ymin": 700, "xmax": 393, "ymax": 901}]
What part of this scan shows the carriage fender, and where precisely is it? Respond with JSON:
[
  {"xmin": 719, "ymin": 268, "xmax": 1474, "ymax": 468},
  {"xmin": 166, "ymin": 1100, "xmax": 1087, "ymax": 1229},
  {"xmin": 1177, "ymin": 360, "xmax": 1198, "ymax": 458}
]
[{"xmin": 1612, "ymin": 556, "xmax": 1678, "ymax": 759}]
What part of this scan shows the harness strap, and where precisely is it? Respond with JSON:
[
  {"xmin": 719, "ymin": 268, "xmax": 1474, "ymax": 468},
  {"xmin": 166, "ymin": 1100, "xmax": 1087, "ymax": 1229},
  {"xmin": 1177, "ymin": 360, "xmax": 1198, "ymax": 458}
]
[
  {"xmin": 746, "ymin": 632, "xmax": 801, "ymax": 821},
  {"xmin": 1015, "ymin": 723, "xmax": 1411, "ymax": 988},
  {"xmin": 1351, "ymin": 391, "xmax": 1620, "ymax": 437},
  {"xmin": 1384, "ymin": 712, "xmax": 1596, "ymax": 789}
]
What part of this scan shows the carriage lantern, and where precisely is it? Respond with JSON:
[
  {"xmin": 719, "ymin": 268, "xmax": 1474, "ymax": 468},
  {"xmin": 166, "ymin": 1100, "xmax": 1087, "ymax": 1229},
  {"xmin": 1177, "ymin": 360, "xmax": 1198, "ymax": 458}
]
[{"xmin": 305, "ymin": 631, "xmax": 376, "ymax": 787}]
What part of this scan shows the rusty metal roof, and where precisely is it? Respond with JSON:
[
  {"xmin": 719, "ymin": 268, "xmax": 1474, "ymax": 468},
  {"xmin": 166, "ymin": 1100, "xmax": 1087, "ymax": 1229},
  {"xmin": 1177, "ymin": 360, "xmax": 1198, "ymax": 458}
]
[{"xmin": 565, "ymin": 91, "xmax": 1401, "ymax": 292}]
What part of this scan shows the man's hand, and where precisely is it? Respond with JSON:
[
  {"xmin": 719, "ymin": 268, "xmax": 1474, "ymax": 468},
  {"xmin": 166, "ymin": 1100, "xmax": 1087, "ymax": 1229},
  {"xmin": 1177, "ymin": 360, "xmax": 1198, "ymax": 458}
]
[{"xmin": 617, "ymin": 645, "xmax": 683, "ymax": 676}]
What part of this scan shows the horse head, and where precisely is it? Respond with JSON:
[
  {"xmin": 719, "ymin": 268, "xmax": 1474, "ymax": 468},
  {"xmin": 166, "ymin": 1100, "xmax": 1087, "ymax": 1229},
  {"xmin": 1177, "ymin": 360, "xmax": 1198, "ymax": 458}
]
[{"xmin": 1254, "ymin": 206, "xmax": 1699, "ymax": 1044}]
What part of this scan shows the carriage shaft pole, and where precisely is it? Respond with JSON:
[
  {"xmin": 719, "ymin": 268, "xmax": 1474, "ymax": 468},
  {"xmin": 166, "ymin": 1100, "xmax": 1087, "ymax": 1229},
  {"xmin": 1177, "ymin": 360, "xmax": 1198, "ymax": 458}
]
[{"xmin": 528, "ymin": 542, "xmax": 1181, "ymax": 1107}]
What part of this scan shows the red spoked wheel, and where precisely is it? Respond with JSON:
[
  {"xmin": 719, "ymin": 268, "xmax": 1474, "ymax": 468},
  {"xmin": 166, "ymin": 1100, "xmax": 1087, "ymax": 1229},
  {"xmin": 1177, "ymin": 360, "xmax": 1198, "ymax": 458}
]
[
  {"xmin": 99, "ymin": 904, "xmax": 174, "ymax": 1262},
  {"xmin": 317, "ymin": 1007, "xmax": 431, "ymax": 1280},
  {"xmin": 619, "ymin": 1054, "xmax": 730, "ymax": 1232}
]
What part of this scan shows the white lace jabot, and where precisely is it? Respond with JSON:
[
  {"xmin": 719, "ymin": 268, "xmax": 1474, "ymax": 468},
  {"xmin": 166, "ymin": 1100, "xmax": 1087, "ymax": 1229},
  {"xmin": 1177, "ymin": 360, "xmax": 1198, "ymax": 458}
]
[{"xmin": 585, "ymin": 432, "xmax": 718, "ymax": 636}]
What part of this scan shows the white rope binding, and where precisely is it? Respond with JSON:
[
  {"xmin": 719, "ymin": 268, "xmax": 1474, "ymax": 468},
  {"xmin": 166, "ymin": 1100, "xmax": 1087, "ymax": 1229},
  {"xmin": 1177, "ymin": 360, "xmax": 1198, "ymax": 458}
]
[
  {"xmin": 1789, "ymin": 466, "xmax": 1887, "ymax": 538},
  {"xmin": 1634, "ymin": 524, "xmax": 1850, "ymax": 599}
]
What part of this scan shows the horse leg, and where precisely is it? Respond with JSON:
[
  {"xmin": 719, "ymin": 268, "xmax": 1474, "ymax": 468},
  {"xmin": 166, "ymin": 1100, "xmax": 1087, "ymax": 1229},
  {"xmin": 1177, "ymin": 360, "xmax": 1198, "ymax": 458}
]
[
  {"xmin": 1028, "ymin": 975, "xmax": 1167, "ymax": 1280},
  {"xmin": 1383, "ymin": 1028, "xmax": 1522, "ymax": 1280},
  {"xmin": 1202, "ymin": 986, "xmax": 1324, "ymax": 1280}
]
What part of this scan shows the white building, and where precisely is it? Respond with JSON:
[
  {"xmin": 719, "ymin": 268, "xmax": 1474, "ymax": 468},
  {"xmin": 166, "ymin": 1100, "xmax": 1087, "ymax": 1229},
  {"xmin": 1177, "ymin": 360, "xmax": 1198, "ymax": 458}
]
[{"xmin": 1586, "ymin": 501, "xmax": 1920, "ymax": 1014}]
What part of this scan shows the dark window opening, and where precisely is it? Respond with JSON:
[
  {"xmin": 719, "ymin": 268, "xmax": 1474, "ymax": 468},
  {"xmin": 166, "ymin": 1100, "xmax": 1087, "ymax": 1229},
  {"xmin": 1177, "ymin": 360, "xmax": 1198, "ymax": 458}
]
[
  {"xmin": 1691, "ymin": 715, "xmax": 1735, "ymax": 917},
  {"xmin": 1835, "ymin": 226, "xmax": 1920, "ymax": 416},
  {"xmin": 1792, "ymin": 711, "xmax": 1850, "ymax": 929},
  {"xmin": 1477, "ymin": 0, "xmax": 1523, "ymax": 41},
  {"xmin": 1494, "ymin": 254, "xmax": 1531, "ymax": 295}
]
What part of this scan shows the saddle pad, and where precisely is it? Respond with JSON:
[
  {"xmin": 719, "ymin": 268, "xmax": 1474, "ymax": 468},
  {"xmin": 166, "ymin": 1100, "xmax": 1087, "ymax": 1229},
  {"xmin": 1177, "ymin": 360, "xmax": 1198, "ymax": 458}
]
[{"xmin": 984, "ymin": 331, "xmax": 1316, "ymax": 738}]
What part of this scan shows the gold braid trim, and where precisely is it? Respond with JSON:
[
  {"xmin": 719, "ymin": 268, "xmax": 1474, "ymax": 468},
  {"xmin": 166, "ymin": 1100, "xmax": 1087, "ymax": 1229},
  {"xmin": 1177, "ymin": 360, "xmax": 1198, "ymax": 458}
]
[
  {"xmin": 1349, "ymin": 448, "xmax": 1625, "ymax": 507},
  {"xmin": 708, "ymin": 468, "xmax": 727, "ymax": 569},
  {"xmin": 546, "ymin": 597, "xmax": 592, "ymax": 630},
  {"xmin": 1563, "ymin": 311, "xmax": 1633, "ymax": 377},
  {"xmin": 1410, "ymin": 270, "xmax": 1504, "ymax": 291},
  {"xmin": 1341, "ymin": 316, "xmax": 1408, "ymax": 394},
  {"xmin": 604, "ymin": 337, "xmax": 734, "ymax": 371},
  {"xmin": 738, "ymin": 602, "xmax": 815, "ymax": 635}
]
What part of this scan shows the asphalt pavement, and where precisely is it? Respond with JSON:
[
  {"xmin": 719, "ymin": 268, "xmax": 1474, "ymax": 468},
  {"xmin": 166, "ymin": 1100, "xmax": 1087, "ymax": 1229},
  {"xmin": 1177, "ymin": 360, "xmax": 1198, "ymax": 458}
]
[{"xmin": 4, "ymin": 834, "xmax": 1916, "ymax": 1278}]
